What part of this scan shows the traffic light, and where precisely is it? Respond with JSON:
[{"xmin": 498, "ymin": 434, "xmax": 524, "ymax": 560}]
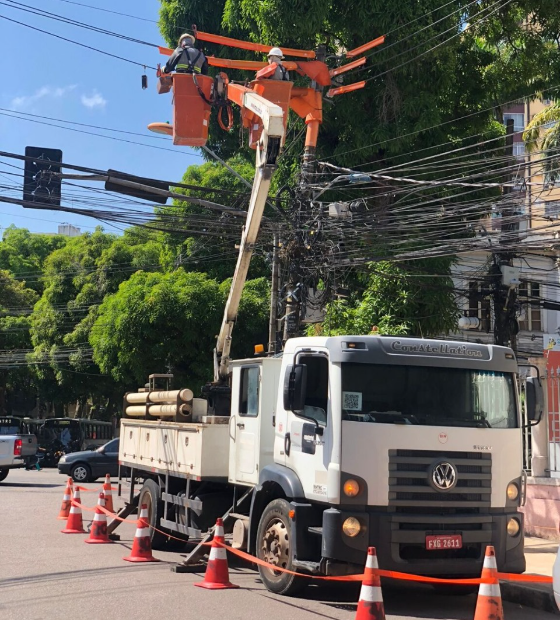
[{"xmin": 23, "ymin": 146, "xmax": 62, "ymax": 206}]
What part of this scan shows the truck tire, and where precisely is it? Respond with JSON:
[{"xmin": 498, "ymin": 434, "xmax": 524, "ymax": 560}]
[
  {"xmin": 71, "ymin": 463, "xmax": 92, "ymax": 483},
  {"xmin": 256, "ymin": 498, "xmax": 308, "ymax": 596},
  {"xmin": 138, "ymin": 478, "xmax": 167, "ymax": 550},
  {"xmin": 0, "ymin": 469, "xmax": 8, "ymax": 482}
]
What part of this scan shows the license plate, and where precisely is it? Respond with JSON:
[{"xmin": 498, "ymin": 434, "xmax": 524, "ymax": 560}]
[{"xmin": 425, "ymin": 534, "xmax": 462, "ymax": 550}]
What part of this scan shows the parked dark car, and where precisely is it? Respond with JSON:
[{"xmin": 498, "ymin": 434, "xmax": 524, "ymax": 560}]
[{"xmin": 58, "ymin": 438, "xmax": 120, "ymax": 482}]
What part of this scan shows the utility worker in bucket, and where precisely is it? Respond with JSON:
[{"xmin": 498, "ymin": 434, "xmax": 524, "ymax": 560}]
[
  {"xmin": 265, "ymin": 47, "xmax": 290, "ymax": 81},
  {"xmin": 163, "ymin": 33, "xmax": 209, "ymax": 75}
]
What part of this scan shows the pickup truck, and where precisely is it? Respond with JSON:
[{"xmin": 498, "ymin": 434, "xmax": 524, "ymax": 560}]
[{"xmin": 0, "ymin": 417, "xmax": 38, "ymax": 481}]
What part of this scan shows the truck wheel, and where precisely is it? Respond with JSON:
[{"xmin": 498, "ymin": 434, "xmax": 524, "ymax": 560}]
[
  {"xmin": 71, "ymin": 463, "xmax": 92, "ymax": 483},
  {"xmin": 256, "ymin": 498, "xmax": 308, "ymax": 596},
  {"xmin": 138, "ymin": 479, "xmax": 166, "ymax": 550},
  {"xmin": 0, "ymin": 469, "xmax": 8, "ymax": 482}
]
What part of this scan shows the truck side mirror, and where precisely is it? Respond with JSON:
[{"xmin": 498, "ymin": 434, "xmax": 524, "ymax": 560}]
[
  {"xmin": 283, "ymin": 364, "xmax": 307, "ymax": 413},
  {"xmin": 526, "ymin": 376, "xmax": 544, "ymax": 423}
]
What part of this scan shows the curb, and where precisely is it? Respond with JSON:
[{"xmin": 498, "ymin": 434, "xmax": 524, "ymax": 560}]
[{"xmin": 501, "ymin": 581, "xmax": 559, "ymax": 615}]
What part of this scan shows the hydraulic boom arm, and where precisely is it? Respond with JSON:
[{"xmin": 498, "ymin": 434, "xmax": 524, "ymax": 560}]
[{"xmin": 214, "ymin": 87, "xmax": 285, "ymax": 382}]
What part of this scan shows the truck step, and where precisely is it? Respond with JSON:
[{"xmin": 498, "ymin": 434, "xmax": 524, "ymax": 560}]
[{"xmin": 171, "ymin": 487, "xmax": 254, "ymax": 571}]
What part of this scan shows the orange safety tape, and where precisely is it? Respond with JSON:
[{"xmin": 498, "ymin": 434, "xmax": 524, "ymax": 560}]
[
  {"xmin": 214, "ymin": 542, "xmax": 554, "ymax": 586},
  {"xmin": 71, "ymin": 500, "xmax": 139, "ymax": 525},
  {"xmin": 498, "ymin": 573, "xmax": 553, "ymax": 584},
  {"xmin": 66, "ymin": 500, "xmax": 556, "ymax": 586},
  {"xmin": 75, "ymin": 485, "xmax": 118, "ymax": 492}
]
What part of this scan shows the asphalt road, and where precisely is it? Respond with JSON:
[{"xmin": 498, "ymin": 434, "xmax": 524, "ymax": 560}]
[{"xmin": 0, "ymin": 467, "xmax": 557, "ymax": 620}]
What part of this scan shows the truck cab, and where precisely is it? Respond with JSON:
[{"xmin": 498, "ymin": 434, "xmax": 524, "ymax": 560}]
[{"xmin": 249, "ymin": 335, "xmax": 526, "ymax": 590}]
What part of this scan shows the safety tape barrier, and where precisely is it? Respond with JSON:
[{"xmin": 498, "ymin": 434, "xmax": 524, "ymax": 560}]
[
  {"xmin": 75, "ymin": 485, "xmax": 118, "ymax": 493},
  {"xmin": 71, "ymin": 500, "xmax": 138, "ymax": 525},
  {"xmin": 211, "ymin": 540, "xmax": 553, "ymax": 585},
  {"xmin": 68, "ymin": 499, "xmax": 554, "ymax": 585}
]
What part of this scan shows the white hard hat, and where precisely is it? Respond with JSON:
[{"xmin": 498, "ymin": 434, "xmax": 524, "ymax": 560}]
[
  {"xmin": 178, "ymin": 33, "xmax": 195, "ymax": 47},
  {"xmin": 267, "ymin": 47, "xmax": 284, "ymax": 59}
]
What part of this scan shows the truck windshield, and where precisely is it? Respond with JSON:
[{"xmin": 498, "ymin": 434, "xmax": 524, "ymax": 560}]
[{"xmin": 341, "ymin": 363, "xmax": 517, "ymax": 428}]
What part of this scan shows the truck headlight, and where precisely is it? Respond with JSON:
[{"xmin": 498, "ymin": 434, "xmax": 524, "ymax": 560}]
[
  {"xmin": 343, "ymin": 479, "xmax": 360, "ymax": 497},
  {"xmin": 507, "ymin": 518, "xmax": 520, "ymax": 536},
  {"xmin": 507, "ymin": 483, "xmax": 519, "ymax": 501},
  {"xmin": 342, "ymin": 517, "xmax": 361, "ymax": 537}
]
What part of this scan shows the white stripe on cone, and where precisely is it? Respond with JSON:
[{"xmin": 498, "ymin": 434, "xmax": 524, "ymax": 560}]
[
  {"xmin": 209, "ymin": 546, "xmax": 227, "ymax": 561},
  {"xmin": 479, "ymin": 583, "xmax": 501, "ymax": 597},
  {"xmin": 365, "ymin": 554, "xmax": 379, "ymax": 570},
  {"xmin": 135, "ymin": 527, "xmax": 150, "ymax": 538},
  {"xmin": 69, "ymin": 505, "xmax": 80, "ymax": 514},
  {"xmin": 215, "ymin": 525, "xmax": 225, "ymax": 538},
  {"xmin": 483, "ymin": 555, "xmax": 498, "ymax": 570},
  {"xmin": 139, "ymin": 508, "xmax": 149, "ymax": 519},
  {"xmin": 359, "ymin": 584, "xmax": 384, "ymax": 603}
]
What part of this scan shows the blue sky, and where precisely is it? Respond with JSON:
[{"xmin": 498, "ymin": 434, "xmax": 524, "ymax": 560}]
[{"xmin": 0, "ymin": 0, "xmax": 204, "ymax": 234}]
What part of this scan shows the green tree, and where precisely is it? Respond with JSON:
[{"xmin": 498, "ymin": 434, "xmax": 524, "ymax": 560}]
[
  {"xmin": 0, "ymin": 270, "xmax": 39, "ymax": 414},
  {"xmin": 90, "ymin": 270, "xmax": 223, "ymax": 390},
  {"xmin": 29, "ymin": 227, "xmax": 168, "ymax": 415},
  {"xmin": 523, "ymin": 101, "xmax": 560, "ymax": 184},
  {"xmin": 0, "ymin": 226, "xmax": 67, "ymax": 293},
  {"xmin": 90, "ymin": 270, "xmax": 270, "ymax": 392},
  {"xmin": 310, "ymin": 259, "xmax": 459, "ymax": 338},
  {"xmin": 158, "ymin": 0, "xmax": 556, "ymax": 337},
  {"xmin": 157, "ymin": 155, "xmax": 272, "ymax": 281}
]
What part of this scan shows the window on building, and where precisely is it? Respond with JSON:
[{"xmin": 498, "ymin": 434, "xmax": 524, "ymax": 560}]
[
  {"xmin": 503, "ymin": 113, "xmax": 525, "ymax": 132},
  {"xmin": 468, "ymin": 282, "xmax": 491, "ymax": 332},
  {"xmin": 518, "ymin": 282, "xmax": 542, "ymax": 332},
  {"xmin": 513, "ymin": 142, "xmax": 526, "ymax": 159}
]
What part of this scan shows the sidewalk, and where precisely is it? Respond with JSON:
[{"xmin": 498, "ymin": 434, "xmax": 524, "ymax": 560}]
[{"xmin": 501, "ymin": 537, "xmax": 559, "ymax": 614}]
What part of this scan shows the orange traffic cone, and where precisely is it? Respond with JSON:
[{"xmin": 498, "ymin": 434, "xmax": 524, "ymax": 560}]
[
  {"xmin": 474, "ymin": 546, "xmax": 504, "ymax": 620},
  {"xmin": 123, "ymin": 504, "xmax": 159, "ymax": 563},
  {"xmin": 85, "ymin": 492, "xmax": 113, "ymax": 544},
  {"xmin": 102, "ymin": 474, "xmax": 114, "ymax": 513},
  {"xmin": 57, "ymin": 478, "xmax": 73, "ymax": 520},
  {"xmin": 354, "ymin": 547, "xmax": 386, "ymax": 620},
  {"xmin": 61, "ymin": 486, "xmax": 86, "ymax": 534},
  {"xmin": 195, "ymin": 518, "xmax": 239, "ymax": 590}
]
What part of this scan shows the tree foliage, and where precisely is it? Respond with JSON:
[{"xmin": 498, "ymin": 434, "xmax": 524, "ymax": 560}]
[
  {"xmin": 311, "ymin": 259, "xmax": 459, "ymax": 338},
  {"xmin": 523, "ymin": 101, "xmax": 560, "ymax": 184},
  {"xmin": 90, "ymin": 270, "xmax": 269, "ymax": 392}
]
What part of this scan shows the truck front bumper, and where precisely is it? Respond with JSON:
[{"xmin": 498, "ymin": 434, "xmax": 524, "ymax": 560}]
[{"xmin": 321, "ymin": 507, "xmax": 525, "ymax": 577}]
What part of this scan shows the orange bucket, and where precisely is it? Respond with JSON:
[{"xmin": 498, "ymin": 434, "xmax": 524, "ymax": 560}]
[
  {"xmin": 172, "ymin": 74, "xmax": 214, "ymax": 147},
  {"xmin": 244, "ymin": 79, "xmax": 292, "ymax": 148}
]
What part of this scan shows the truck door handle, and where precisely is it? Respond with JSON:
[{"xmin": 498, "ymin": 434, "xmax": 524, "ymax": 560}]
[
  {"xmin": 284, "ymin": 432, "xmax": 291, "ymax": 457},
  {"xmin": 237, "ymin": 423, "xmax": 245, "ymax": 430}
]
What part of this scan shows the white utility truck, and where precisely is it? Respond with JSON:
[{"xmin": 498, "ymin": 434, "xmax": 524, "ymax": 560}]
[{"xmin": 116, "ymin": 81, "xmax": 542, "ymax": 595}]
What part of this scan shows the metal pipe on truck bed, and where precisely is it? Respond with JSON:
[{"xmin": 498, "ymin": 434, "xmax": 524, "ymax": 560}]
[
  {"xmin": 125, "ymin": 389, "xmax": 194, "ymax": 404},
  {"xmin": 125, "ymin": 403, "xmax": 191, "ymax": 417}
]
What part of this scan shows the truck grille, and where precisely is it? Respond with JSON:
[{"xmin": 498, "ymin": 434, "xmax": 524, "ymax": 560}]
[{"xmin": 388, "ymin": 449, "xmax": 491, "ymax": 512}]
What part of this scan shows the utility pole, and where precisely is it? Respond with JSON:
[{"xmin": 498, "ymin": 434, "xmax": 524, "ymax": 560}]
[
  {"xmin": 492, "ymin": 117, "xmax": 519, "ymax": 353},
  {"xmin": 268, "ymin": 231, "xmax": 280, "ymax": 355},
  {"xmin": 280, "ymin": 44, "xmax": 326, "ymax": 344}
]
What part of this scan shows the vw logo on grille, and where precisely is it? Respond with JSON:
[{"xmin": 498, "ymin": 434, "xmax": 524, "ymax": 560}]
[{"xmin": 429, "ymin": 461, "xmax": 457, "ymax": 491}]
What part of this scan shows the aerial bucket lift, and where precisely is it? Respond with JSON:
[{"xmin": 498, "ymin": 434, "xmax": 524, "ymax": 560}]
[
  {"xmin": 149, "ymin": 73, "xmax": 214, "ymax": 146},
  {"xmin": 148, "ymin": 28, "xmax": 385, "ymax": 385},
  {"xmin": 239, "ymin": 79, "xmax": 292, "ymax": 149},
  {"xmin": 150, "ymin": 28, "xmax": 384, "ymax": 150},
  {"xmin": 172, "ymin": 74, "xmax": 214, "ymax": 146}
]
